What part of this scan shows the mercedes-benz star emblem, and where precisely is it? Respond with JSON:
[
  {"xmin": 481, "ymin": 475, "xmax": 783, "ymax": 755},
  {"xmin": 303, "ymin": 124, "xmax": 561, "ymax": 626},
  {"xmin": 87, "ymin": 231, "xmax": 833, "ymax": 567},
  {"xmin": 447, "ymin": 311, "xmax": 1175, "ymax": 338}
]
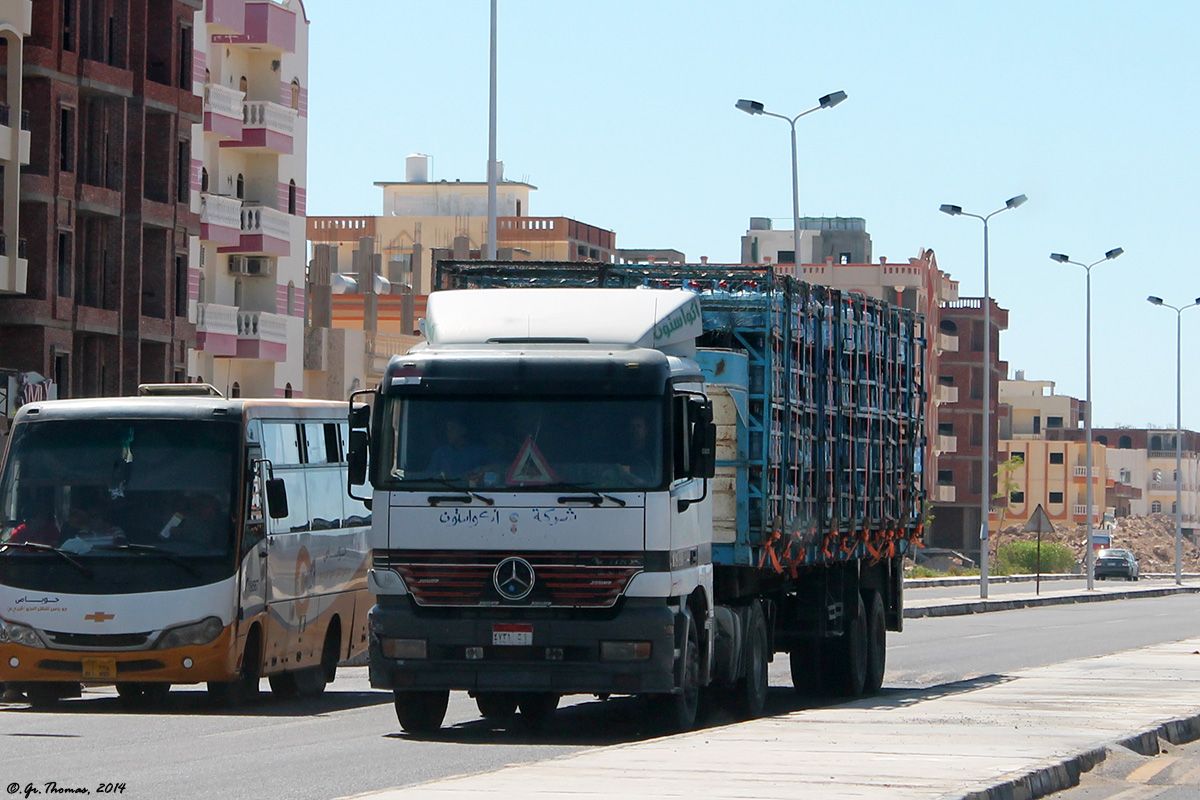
[{"xmin": 493, "ymin": 557, "xmax": 535, "ymax": 601}]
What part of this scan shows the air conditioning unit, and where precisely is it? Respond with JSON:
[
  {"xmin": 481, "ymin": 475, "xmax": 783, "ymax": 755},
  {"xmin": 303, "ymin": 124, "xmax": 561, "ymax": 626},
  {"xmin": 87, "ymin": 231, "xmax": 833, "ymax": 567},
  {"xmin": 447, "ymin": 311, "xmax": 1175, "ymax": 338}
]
[{"xmin": 228, "ymin": 256, "xmax": 271, "ymax": 276}]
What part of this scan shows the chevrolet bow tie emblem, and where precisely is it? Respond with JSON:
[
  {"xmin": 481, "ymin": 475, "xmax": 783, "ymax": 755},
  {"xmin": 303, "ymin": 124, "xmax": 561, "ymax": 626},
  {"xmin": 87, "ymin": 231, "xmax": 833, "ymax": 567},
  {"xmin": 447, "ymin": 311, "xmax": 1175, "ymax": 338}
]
[{"xmin": 84, "ymin": 611, "xmax": 115, "ymax": 622}]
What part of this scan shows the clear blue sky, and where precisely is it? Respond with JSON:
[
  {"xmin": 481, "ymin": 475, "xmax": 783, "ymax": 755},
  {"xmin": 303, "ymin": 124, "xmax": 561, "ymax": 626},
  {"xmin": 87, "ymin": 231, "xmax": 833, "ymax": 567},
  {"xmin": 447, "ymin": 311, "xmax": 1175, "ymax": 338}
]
[{"xmin": 302, "ymin": 1, "xmax": 1200, "ymax": 430}]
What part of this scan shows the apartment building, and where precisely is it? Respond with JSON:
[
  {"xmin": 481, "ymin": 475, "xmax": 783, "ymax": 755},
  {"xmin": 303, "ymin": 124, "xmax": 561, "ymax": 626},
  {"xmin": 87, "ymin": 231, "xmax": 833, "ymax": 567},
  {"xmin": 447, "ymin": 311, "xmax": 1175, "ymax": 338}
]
[
  {"xmin": 0, "ymin": 0, "xmax": 200, "ymax": 404},
  {"xmin": 189, "ymin": 0, "xmax": 310, "ymax": 398}
]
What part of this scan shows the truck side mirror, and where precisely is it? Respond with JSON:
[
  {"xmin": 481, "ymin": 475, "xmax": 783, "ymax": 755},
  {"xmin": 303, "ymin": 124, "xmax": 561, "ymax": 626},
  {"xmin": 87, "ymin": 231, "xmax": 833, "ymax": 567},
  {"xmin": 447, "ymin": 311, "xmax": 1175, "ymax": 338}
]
[
  {"xmin": 689, "ymin": 398, "xmax": 716, "ymax": 479},
  {"xmin": 348, "ymin": 430, "xmax": 369, "ymax": 487},
  {"xmin": 266, "ymin": 478, "xmax": 289, "ymax": 520},
  {"xmin": 349, "ymin": 402, "xmax": 371, "ymax": 430}
]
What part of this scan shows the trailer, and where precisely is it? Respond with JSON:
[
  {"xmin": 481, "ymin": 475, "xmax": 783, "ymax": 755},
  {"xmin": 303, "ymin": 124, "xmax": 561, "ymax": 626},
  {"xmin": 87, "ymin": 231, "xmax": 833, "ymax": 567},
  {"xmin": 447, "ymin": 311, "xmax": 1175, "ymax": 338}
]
[{"xmin": 349, "ymin": 261, "xmax": 925, "ymax": 731}]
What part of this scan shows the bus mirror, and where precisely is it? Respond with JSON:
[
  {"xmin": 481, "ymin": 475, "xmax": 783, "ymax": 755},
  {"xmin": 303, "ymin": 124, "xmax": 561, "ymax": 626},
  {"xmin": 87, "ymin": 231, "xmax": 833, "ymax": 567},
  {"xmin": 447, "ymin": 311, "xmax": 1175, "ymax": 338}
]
[
  {"xmin": 348, "ymin": 430, "xmax": 369, "ymax": 486},
  {"xmin": 689, "ymin": 398, "xmax": 717, "ymax": 479},
  {"xmin": 266, "ymin": 478, "xmax": 289, "ymax": 519},
  {"xmin": 349, "ymin": 403, "xmax": 370, "ymax": 430}
]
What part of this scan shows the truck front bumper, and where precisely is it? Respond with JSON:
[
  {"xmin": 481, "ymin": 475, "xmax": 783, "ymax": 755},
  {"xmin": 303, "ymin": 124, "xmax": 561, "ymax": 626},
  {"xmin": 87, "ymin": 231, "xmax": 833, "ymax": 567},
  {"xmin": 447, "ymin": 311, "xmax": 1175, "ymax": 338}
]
[{"xmin": 368, "ymin": 596, "xmax": 677, "ymax": 695}]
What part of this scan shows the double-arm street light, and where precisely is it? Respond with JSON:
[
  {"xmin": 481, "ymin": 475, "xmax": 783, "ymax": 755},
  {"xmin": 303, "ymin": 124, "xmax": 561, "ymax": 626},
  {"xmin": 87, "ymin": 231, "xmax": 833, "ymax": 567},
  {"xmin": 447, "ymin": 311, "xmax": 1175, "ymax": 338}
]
[
  {"xmin": 1146, "ymin": 295, "xmax": 1200, "ymax": 585},
  {"xmin": 1050, "ymin": 248, "xmax": 1124, "ymax": 591},
  {"xmin": 939, "ymin": 194, "xmax": 1028, "ymax": 599},
  {"xmin": 736, "ymin": 91, "xmax": 848, "ymax": 268}
]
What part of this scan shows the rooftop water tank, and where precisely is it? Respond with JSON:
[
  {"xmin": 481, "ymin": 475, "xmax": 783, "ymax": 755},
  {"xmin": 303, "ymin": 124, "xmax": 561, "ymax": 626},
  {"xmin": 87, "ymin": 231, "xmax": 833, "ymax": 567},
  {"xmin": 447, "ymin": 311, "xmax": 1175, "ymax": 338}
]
[{"xmin": 406, "ymin": 154, "xmax": 430, "ymax": 183}]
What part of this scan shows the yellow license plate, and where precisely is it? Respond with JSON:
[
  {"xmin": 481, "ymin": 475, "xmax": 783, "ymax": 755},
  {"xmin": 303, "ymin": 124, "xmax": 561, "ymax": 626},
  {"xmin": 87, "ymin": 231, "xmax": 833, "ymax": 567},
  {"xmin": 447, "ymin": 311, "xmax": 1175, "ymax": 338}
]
[{"xmin": 81, "ymin": 657, "xmax": 117, "ymax": 680}]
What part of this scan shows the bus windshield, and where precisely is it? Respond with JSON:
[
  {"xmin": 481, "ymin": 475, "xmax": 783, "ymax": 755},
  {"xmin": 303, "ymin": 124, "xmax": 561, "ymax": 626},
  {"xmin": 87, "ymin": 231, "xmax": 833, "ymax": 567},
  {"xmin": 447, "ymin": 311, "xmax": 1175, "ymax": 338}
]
[
  {"xmin": 378, "ymin": 396, "xmax": 665, "ymax": 492},
  {"xmin": 0, "ymin": 418, "xmax": 241, "ymax": 594}
]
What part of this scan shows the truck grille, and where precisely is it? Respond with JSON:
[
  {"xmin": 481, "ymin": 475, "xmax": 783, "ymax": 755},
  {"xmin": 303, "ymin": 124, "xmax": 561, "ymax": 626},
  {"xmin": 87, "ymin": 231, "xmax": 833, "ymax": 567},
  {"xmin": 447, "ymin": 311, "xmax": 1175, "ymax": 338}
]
[{"xmin": 374, "ymin": 550, "xmax": 643, "ymax": 608}]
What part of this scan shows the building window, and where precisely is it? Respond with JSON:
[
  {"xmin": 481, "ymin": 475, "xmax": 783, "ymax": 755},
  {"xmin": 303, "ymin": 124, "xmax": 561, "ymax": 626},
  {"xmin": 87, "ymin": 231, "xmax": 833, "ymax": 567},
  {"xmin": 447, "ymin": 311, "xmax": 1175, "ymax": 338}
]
[
  {"xmin": 937, "ymin": 470, "xmax": 954, "ymax": 485},
  {"xmin": 1172, "ymin": 501, "xmax": 1178, "ymax": 515},
  {"xmin": 290, "ymin": 79, "xmax": 300, "ymax": 110},
  {"xmin": 201, "ymin": 167, "xmax": 209, "ymax": 193},
  {"xmin": 1049, "ymin": 492, "xmax": 1064, "ymax": 504},
  {"xmin": 58, "ymin": 232, "xmax": 72, "ymax": 298},
  {"xmin": 1010, "ymin": 491, "xmax": 1024, "ymax": 504},
  {"xmin": 62, "ymin": 0, "xmax": 75, "ymax": 51},
  {"xmin": 1152, "ymin": 501, "xmax": 1162, "ymax": 514},
  {"xmin": 286, "ymin": 281, "xmax": 295, "ymax": 315},
  {"xmin": 284, "ymin": 383, "xmax": 293, "ymax": 398},
  {"xmin": 60, "ymin": 107, "xmax": 75, "ymax": 172},
  {"xmin": 1151, "ymin": 435, "xmax": 1163, "ymax": 451},
  {"xmin": 937, "ymin": 422, "xmax": 954, "ymax": 436},
  {"xmin": 1097, "ymin": 435, "xmax": 1108, "ymax": 446},
  {"xmin": 239, "ymin": 75, "xmax": 248, "ymax": 95},
  {"xmin": 1119, "ymin": 469, "xmax": 1131, "ymax": 483},
  {"xmin": 197, "ymin": 273, "xmax": 206, "ymax": 305},
  {"xmin": 1047, "ymin": 416, "xmax": 1063, "ymax": 428},
  {"xmin": 1049, "ymin": 452, "xmax": 1064, "ymax": 465},
  {"xmin": 231, "ymin": 381, "xmax": 241, "ymax": 398},
  {"xmin": 288, "ymin": 180, "xmax": 297, "ymax": 214},
  {"xmin": 178, "ymin": 26, "xmax": 192, "ymax": 90},
  {"xmin": 176, "ymin": 140, "xmax": 189, "ymax": 203},
  {"xmin": 1119, "ymin": 435, "xmax": 1132, "ymax": 449},
  {"xmin": 174, "ymin": 254, "xmax": 187, "ymax": 317},
  {"xmin": 1152, "ymin": 469, "xmax": 1163, "ymax": 484},
  {"xmin": 777, "ymin": 250, "xmax": 796, "ymax": 265}
]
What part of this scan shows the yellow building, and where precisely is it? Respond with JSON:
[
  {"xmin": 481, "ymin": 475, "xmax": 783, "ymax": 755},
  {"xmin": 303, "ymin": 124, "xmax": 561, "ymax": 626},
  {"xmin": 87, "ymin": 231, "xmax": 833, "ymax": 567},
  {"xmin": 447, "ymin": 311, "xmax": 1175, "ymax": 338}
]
[{"xmin": 995, "ymin": 438, "xmax": 1108, "ymax": 530}]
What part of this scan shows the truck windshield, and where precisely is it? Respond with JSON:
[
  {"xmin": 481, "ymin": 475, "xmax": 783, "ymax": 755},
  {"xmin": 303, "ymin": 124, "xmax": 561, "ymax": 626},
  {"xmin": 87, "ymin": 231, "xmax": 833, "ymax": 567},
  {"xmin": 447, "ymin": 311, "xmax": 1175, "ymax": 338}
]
[
  {"xmin": 379, "ymin": 396, "xmax": 665, "ymax": 491},
  {"xmin": 0, "ymin": 418, "xmax": 241, "ymax": 594}
]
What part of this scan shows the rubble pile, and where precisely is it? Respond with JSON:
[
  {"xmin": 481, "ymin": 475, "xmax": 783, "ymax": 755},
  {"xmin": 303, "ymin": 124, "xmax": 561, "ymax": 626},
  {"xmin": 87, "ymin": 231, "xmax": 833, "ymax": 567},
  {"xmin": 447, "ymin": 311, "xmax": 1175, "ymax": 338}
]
[{"xmin": 995, "ymin": 514, "xmax": 1200, "ymax": 573}]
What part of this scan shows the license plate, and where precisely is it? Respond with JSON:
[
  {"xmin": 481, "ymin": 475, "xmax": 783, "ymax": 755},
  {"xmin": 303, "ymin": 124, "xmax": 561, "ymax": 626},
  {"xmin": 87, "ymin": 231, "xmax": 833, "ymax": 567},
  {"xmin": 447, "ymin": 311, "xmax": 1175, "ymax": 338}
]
[
  {"xmin": 81, "ymin": 657, "xmax": 117, "ymax": 680},
  {"xmin": 492, "ymin": 623, "xmax": 533, "ymax": 646}
]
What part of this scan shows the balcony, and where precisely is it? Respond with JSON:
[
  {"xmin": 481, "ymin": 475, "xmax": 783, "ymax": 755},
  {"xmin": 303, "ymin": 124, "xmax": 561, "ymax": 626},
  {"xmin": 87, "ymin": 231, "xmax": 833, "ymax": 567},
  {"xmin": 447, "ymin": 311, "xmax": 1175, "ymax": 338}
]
[
  {"xmin": 933, "ymin": 485, "xmax": 956, "ymax": 503},
  {"xmin": 203, "ymin": 83, "xmax": 244, "ymax": 139},
  {"xmin": 200, "ymin": 193, "xmax": 242, "ymax": 246},
  {"xmin": 220, "ymin": 101, "xmax": 297, "ymax": 154},
  {"xmin": 1072, "ymin": 466, "xmax": 1102, "ymax": 480},
  {"xmin": 210, "ymin": 1, "xmax": 297, "ymax": 53},
  {"xmin": 935, "ymin": 434, "xmax": 957, "ymax": 454},
  {"xmin": 936, "ymin": 384, "xmax": 959, "ymax": 404},
  {"xmin": 0, "ymin": 102, "xmax": 32, "ymax": 167},
  {"xmin": 0, "ymin": 233, "xmax": 28, "ymax": 295},
  {"xmin": 236, "ymin": 310, "xmax": 288, "ymax": 362},
  {"xmin": 937, "ymin": 332, "xmax": 959, "ymax": 352},
  {"xmin": 194, "ymin": 302, "xmax": 239, "ymax": 356},
  {"xmin": 218, "ymin": 204, "xmax": 292, "ymax": 256},
  {"xmin": 1072, "ymin": 504, "xmax": 1100, "ymax": 519}
]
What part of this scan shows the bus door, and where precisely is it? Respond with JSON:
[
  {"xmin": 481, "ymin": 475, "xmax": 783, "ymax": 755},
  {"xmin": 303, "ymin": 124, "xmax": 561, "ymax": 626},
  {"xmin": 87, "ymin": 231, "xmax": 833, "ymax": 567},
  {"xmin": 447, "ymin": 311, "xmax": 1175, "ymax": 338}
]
[{"xmin": 238, "ymin": 450, "xmax": 269, "ymax": 631}]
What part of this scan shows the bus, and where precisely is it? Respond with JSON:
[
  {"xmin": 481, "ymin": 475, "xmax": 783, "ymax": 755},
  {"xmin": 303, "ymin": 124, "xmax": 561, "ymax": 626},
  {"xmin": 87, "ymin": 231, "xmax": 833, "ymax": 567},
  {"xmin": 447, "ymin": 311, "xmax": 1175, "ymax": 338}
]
[{"xmin": 0, "ymin": 386, "xmax": 371, "ymax": 707}]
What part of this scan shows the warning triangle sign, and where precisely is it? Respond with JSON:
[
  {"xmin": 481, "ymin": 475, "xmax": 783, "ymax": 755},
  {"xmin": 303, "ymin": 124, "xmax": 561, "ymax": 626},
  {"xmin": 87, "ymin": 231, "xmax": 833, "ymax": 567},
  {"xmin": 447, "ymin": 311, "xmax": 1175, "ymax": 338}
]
[
  {"xmin": 1024, "ymin": 504, "xmax": 1055, "ymax": 534},
  {"xmin": 506, "ymin": 435, "xmax": 559, "ymax": 486}
]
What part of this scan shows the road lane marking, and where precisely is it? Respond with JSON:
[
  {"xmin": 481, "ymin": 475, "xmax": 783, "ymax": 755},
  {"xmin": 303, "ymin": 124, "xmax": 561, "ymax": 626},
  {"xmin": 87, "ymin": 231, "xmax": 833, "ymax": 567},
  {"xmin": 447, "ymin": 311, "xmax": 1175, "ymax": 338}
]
[{"xmin": 1127, "ymin": 756, "xmax": 1176, "ymax": 784}]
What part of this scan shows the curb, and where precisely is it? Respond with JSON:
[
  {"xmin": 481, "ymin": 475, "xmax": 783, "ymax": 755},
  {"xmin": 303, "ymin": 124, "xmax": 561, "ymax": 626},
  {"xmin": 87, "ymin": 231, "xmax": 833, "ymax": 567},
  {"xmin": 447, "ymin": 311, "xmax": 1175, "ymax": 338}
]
[
  {"xmin": 904, "ymin": 585, "xmax": 1200, "ymax": 618},
  {"xmin": 955, "ymin": 711, "xmax": 1200, "ymax": 800}
]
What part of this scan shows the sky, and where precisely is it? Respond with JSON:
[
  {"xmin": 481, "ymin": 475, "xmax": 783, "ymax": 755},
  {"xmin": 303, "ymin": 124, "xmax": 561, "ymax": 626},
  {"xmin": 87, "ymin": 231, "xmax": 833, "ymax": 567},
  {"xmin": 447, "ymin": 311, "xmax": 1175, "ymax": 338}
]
[{"xmin": 300, "ymin": 0, "xmax": 1200, "ymax": 430}]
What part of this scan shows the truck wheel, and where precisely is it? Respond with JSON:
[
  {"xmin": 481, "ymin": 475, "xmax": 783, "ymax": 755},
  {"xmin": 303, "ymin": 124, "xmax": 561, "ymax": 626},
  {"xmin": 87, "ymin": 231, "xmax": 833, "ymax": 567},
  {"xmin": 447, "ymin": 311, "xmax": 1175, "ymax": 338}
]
[
  {"xmin": 731, "ymin": 602, "xmax": 769, "ymax": 719},
  {"xmin": 821, "ymin": 593, "xmax": 867, "ymax": 697},
  {"xmin": 393, "ymin": 689, "xmax": 449, "ymax": 733},
  {"xmin": 789, "ymin": 644, "xmax": 819, "ymax": 695},
  {"xmin": 864, "ymin": 591, "xmax": 886, "ymax": 695},
  {"xmin": 517, "ymin": 692, "xmax": 559, "ymax": 728},
  {"xmin": 475, "ymin": 692, "xmax": 518, "ymax": 721},
  {"xmin": 651, "ymin": 616, "xmax": 700, "ymax": 731}
]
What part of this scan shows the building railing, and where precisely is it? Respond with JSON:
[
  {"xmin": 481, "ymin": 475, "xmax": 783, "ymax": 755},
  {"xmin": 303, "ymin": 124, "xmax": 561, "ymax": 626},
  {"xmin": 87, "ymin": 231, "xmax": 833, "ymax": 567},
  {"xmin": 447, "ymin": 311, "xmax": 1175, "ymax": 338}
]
[
  {"xmin": 1148, "ymin": 450, "xmax": 1196, "ymax": 459},
  {"xmin": 195, "ymin": 303, "xmax": 239, "ymax": 336},
  {"xmin": 1072, "ymin": 504, "xmax": 1100, "ymax": 518},
  {"xmin": 243, "ymin": 100, "xmax": 297, "ymax": 137},
  {"xmin": 203, "ymin": 83, "xmax": 245, "ymax": 119},
  {"xmin": 1072, "ymin": 466, "xmax": 1101, "ymax": 479},
  {"xmin": 200, "ymin": 193, "xmax": 242, "ymax": 230},
  {"xmin": 240, "ymin": 204, "xmax": 292, "ymax": 240},
  {"xmin": 237, "ymin": 310, "xmax": 288, "ymax": 343}
]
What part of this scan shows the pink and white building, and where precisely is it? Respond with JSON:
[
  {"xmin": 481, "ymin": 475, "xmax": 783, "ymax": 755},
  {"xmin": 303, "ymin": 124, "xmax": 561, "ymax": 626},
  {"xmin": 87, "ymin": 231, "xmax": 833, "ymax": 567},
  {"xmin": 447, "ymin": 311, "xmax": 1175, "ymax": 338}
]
[{"xmin": 187, "ymin": 0, "xmax": 309, "ymax": 398}]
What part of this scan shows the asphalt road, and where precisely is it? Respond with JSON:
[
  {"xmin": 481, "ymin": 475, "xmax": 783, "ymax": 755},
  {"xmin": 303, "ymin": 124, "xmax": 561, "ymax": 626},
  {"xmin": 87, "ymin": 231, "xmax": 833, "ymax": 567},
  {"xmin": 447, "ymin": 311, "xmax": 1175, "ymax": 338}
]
[{"xmin": 4, "ymin": 593, "xmax": 1200, "ymax": 800}]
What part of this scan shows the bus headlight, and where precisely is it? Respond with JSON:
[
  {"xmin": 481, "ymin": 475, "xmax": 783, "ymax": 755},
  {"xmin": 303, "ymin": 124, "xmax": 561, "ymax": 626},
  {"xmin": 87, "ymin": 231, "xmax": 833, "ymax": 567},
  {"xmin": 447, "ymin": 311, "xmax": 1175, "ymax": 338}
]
[
  {"xmin": 156, "ymin": 617, "xmax": 224, "ymax": 649},
  {"xmin": 0, "ymin": 618, "xmax": 46, "ymax": 648}
]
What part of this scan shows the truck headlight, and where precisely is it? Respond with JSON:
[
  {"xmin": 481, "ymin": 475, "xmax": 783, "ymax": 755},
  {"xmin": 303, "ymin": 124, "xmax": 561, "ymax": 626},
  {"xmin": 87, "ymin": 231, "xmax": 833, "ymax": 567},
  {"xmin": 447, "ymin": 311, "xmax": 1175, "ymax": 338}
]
[
  {"xmin": 156, "ymin": 617, "xmax": 223, "ymax": 649},
  {"xmin": 0, "ymin": 618, "xmax": 46, "ymax": 648}
]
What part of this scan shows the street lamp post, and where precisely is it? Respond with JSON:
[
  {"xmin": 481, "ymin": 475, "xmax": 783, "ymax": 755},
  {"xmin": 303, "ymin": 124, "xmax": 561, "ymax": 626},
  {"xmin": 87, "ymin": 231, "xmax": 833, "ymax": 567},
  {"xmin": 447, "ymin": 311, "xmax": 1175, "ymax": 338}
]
[
  {"xmin": 1050, "ymin": 248, "xmax": 1123, "ymax": 591},
  {"xmin": 485, "ymin": 0, "xmax": 498, "ymax": 260},
  {"xmin": 939, "ymin": 194, "xmax": 1027, "ymax": 599},
  {"xmin": 735, "ymin": 91, "xmax": 847, "ymax": 269},
  {"xmin": 1147, "ymin": 295, "xmax": 1200, "ymax": 585}
]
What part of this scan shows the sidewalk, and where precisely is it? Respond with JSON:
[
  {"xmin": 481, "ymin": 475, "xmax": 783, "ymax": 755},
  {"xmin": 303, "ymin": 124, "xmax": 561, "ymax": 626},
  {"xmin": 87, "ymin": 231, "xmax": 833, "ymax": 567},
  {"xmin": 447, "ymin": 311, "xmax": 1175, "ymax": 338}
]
[
  {"xmin": 905, "ymin": 576, "xmax": 1200, "ymax": 618},
  {"xmin": 344, "ymin": 636, "xmax": 1200, "ymax": 800}
]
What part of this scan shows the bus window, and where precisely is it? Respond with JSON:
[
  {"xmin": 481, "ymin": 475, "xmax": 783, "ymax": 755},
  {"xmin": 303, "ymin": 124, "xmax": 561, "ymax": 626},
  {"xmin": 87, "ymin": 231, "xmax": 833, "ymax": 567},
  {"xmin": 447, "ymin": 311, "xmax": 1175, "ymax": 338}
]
[{"xmin": 263, "ymin": 423, "xmax": 302, "ymax": 466}]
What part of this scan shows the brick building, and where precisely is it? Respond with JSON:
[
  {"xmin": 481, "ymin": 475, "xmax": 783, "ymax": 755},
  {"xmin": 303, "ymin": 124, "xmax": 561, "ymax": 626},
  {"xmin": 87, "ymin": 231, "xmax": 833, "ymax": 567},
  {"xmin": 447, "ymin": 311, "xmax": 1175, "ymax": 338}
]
[{"xmin": 0, "ymin": 0, "xmax": 201, "ymax": 398}]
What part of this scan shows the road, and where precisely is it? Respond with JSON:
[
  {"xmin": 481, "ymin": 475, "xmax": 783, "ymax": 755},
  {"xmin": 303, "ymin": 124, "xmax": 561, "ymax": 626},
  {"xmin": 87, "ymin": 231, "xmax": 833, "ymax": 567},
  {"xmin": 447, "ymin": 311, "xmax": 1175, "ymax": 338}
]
[{"xmin": 3, "ymin": 593, "xmax": 1200, "ymax": 799}]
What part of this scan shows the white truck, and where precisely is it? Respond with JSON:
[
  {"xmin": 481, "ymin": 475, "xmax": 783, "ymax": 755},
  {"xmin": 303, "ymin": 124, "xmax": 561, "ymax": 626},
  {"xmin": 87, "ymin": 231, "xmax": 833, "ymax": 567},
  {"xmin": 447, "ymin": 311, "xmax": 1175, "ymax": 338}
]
[{"xmin": 348, "ymin": 262, "xmax": 925, "ymax": 732}]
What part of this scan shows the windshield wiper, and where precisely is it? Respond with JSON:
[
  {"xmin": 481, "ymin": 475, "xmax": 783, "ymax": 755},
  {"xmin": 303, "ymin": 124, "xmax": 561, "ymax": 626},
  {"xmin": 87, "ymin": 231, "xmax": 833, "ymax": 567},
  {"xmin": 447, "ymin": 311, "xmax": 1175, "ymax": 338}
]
[
  {"xmin": 423, "ymin": 478, "xmax": 495, "ymax": 507},
  {"xmin": 91, "ymin": 543, "xmax": 203, "ymax": 577},
  {"xmin": 0, "ymin": 541, "xmax": 95, "ymax": 579},
  {"xmin": 542, "ymin": 482, "xmax": 628, "ymax": 508}
]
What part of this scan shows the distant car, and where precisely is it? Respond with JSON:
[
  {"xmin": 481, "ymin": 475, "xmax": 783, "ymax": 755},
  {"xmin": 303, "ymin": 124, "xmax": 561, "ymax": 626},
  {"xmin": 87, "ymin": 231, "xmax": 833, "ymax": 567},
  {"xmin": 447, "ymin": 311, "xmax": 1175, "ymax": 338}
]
[{"xmin": 1094, "ymin": 548, "xmax": 1139, "ymax": 581}]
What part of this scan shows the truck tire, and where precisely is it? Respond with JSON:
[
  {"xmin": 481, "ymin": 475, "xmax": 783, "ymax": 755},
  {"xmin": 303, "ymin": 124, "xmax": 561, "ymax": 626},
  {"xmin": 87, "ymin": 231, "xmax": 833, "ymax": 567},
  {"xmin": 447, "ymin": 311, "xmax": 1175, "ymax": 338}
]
[
  {"xmin": 650, "ymin": 616, "xmax": 700, "ymax": 731},
  {"xmin": 821, "ymin": 593, "xmax": 867, "ymax": 697},
  {"xmin": 864, "ymin": 591, "xmax": 886, "ymax": 695},
  {"xmin": 475, "ymin": 692, "xmax": 518, "ymax": 721},
  {"xmin": 731, "ymin": 601, "xmax": 769, "ymax": 719},
  {"xmin": 789, "ymin": 644, "xmax": 819, "ymax": 694},
  {"xmin": 393, "ymin": 689, "xmax": 449, "ymax": 733}
]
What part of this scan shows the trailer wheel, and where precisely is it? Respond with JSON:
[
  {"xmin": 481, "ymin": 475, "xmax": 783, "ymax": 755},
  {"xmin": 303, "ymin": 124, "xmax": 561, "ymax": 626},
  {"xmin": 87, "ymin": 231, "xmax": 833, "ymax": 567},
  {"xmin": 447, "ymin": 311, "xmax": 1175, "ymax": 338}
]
[
  {"xmin": 821, "ymin": 592, "xmax": 867, "ymax": 697},
  {"xmin": 731, "ymin": 601, "xmax": 769, "ymax": 719},
  {"xmin": 393, "ymin": 689, "xmax": 449, "ymax": 733},
  {"xmin": 864, "ymin": 591, "xmax": 886, "ymax": 695},
  {"xmin": 650, "ymin": 615, "xmax": 700, "ymax": 731}
]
